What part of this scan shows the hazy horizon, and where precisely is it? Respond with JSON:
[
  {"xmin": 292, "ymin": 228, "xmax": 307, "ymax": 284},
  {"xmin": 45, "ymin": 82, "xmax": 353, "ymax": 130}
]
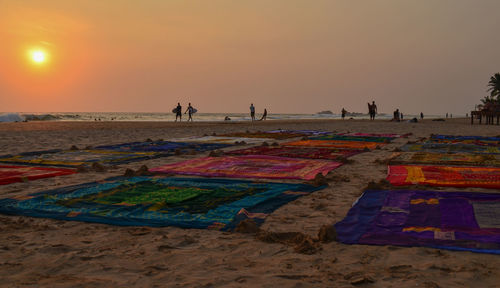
[{"xmin": 1, "ymin": 0, "xmax": 499, "ymax": 115}]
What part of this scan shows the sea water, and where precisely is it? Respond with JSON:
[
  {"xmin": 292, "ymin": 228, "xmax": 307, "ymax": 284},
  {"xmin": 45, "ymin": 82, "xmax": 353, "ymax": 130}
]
[{"xmin": 0, "ymin": 112, "xmax": 448, "ymax": 122}]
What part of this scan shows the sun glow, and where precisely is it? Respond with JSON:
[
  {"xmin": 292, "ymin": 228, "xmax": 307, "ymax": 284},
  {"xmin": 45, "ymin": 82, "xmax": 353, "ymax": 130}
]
[{"xmin": 29, "ymin": 49, "xmax": 48, "ymax": 64}]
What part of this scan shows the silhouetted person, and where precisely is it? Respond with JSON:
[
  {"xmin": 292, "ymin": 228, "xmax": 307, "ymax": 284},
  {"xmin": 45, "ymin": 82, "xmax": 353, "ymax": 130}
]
[
  {"xmin": 250, "ymin": 103, "xmax": 255, "ymax": 121},
  {"xmin": 341, "ymin": 108, "xmax": 347, "ymax": 120},
  {"xmin": 420, "ymin": 112, "xmax": 424, "ymax": 120},
  {"xmin": 368, "ymin": 101, "xmax": 377, "ymax": 120},
  {"xmin": 393, "ymin": 109, "xmax": 400, "ymax": 122},
  {"xmin": 260, "ymin": 108, "xmax": 267, "ymax": 121},
  {"xmin": 446, "ymin": 113, "xmax": 448, "ymax": 118},
  {"xmin": 175, "ymin": 103, "xmax": 182, "ymax": 122},
  {"xmin": 184, "ymin": 102, "xmax": 194, "ymax": 122}
]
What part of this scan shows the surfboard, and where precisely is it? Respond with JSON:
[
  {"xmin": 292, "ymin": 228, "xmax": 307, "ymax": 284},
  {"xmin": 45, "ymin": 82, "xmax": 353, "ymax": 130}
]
[
  {"xmin": 172, "ymin": 108, "xmax": 177, "ymax": 113},
  {"xmin": 191, "ymin": 108, "xmax": 198, "ymax": 114}
]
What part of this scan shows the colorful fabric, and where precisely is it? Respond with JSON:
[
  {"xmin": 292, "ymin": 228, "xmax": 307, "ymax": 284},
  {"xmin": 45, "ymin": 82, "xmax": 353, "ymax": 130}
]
[
  {"xmin": 0, "ymin": 177, "xmax": 324, "ymax": 229},
  {"xmin": 335, "ymin": 189, "xmax": 500, "ymax": 254},
  {"xmin": 150, "ymin": 155, "xmax": 342, "ymax": 180},
  {"xmin": 387, "ymin": 165, "xmax": 500, "ymax": 189},
  {"xmin": 221, "ymin": 132, "xmax": 304, "ymax": 139},
  {"xmin": 428, "ymin": 135, "xmax": 500, "ymax": 146},
  {"xmin": 284, "ymin": 140, "xmax": 382, "ymax": 150},
  {"xmin": 390, "ymin": 152, "xmax": 500, "ymax": 167},
  {"xmin": 338, "ymin": 132, "xmax": 407, "ymax": 138},
  {"xmin": 96, "ymin": 141, "xmax": 230, "ymax": 154},
  {"xmin": 431, "ymin": 134, "xmax": 500, "ymax": 142},
  {"xmin": 0, "ymin": 165, "xmax": 76, "ymax": 185},
  {"xmin": 400, "ymin": 143, "xmax": 500, "ymax": 154},
  {"xmin": 0, "ymin": 149, "xmax": 157, "ymax": 167},
  {"xmin": 172, "ymin": 136, "xmax": 273, "ymax": 145},
  {"xmin": 225, "ymin": 146, "xmax": 361, "ymax": 160},
  {"xmin": 310, "ymin": 135, "xmax": 392, "ymax": 143},
  {"xmin": 265, "ymin": 130, "xmax": 331, "ymax": 136}
]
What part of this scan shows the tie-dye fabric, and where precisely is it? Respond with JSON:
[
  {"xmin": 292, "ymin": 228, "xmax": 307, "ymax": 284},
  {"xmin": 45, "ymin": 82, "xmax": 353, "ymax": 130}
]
[
  {"xmin": 387, "ymin": 165, "xmax": 500, "ymax": 189},
  {"xmin": 265, "ymin": 130, "xmax": 331, "ymax": 136},
  {"xmin": 0, "ymin": 165, "xmax": 76, "ymax": 185},
  {"xmin": 225, "ymin": 146, "xmax": 361, "ymax": 160},
  {"xmin": 428, "ymin": 135, "xmax": 500, "ymax": 146},
  {"xmin": 389, "ymin": 152, "xmax": 500, "ymax": 167},
  {"xmin": 96, "ymin": 141, "xmax": 231, "ymax": 154},
  {"xmin": 400, "ymin": 143, "xmax": 500, "ymax": 154},
  {"xmin": 337, "ymin": 132, "xmax": 408, "ymax": 138},
  {"xmin": 172, "ymin": 136, "xmax": 274, "ymax": 145},
  {"xmin": 0, "ymin": 177, "xmax": 324, "ymax": 230},
  {"xmin": 335, "ymin": 189, "xmax": 500, "ymax": 254},
  {"xmin": 221, "ymin": 132, "xmax": 305, "ymax": 139},
  {"xmin": 0, "ymin": 149, "xmax": 157, "ymax": 167},
  {"xmin": 310, "ymin": 135, "xmax": 392, "ymax": 143},
  {"xmin": 284, "ymin": 140, "xmax": 382, "ymax": 150},
  {"xmin": 150, "ymin": 155, "xmax": 342, "ymax": 180}
]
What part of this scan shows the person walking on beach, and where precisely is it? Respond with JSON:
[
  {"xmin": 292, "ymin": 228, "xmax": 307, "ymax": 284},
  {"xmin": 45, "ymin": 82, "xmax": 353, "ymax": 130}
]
[
  {"xmin": 420, "ymin": 112, "xmax": 424, "ymax": 120},
  {"xmin": 260, "ymin": 108, "xmax": 267, "ymax": 121},
  {"xmin": 250, "ymin": 103, "xmax": 255, "ymax": 121},
  {"xmin": 368, "ymin": 101, "xmax": 377, "ymax": 120},
  {"xmin": 184, "ymin": 102, "xmax": 194, "ymax": 122},
  {"xmin": 175, "ymin": 102, "xmax": 182, "ymax": 122},
  {"xmin": 341, "ymin": 108, "xmax": 347, "ymax": 120}
]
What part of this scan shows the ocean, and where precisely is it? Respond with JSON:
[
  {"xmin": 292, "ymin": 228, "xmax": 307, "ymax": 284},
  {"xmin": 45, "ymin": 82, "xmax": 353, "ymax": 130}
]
[{"xmin": 0, "ymin": 112, "xmax": 448, "ymax": 122}]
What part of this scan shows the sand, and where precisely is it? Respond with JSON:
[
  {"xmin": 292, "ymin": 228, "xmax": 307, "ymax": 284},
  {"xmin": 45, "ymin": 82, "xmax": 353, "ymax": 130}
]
[{"xmin": 0, "ymin": 118, "xmax": 499, "ymax": 287}]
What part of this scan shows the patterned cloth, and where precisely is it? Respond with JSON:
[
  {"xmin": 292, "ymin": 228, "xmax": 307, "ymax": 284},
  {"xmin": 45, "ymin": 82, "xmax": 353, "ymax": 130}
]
[
  {"xmin": 431, "ymin": 134, "xmax": 500, "ymax": 142},
  {"xmin": 389, "ymin": 152, "xmax": 500, "ymax": 167},
  {"xmin": 172, "ymin": 136, "xmax": 274, "ymax": 145},
  {"xmin": 96, "ymin": 141, "xmax": 231, "ymax": 153},
  {"xmin": 400, "ymin": 143, "xmax": 500, "ymax": 154},
  {"xmin": 0, "ymin": 165, "xmax": 76, "ymax": 185},
  {"xmin": 387, "ymin": 165, "xmax": 500, "ymax": 189},
  {"xmin": 0, "ymin": 149, "xmax": 157, "ymax": 167},
  {"xmin": 150, "ymin": 155, "xmax": 342, "ymax": 180},
  {"xmin": 221, "ymin": 132, "xmax": 304, "ymax": 139},
  {"xmin": 0, "ymin": 177, "xmax": 324, "ymax": 230},
  {"xmin": 310, "ymin": 135, "xmax": 392, "ymax": 143},
  {"xmin": 225, "ymin": 146, "xmax": 361, "ymax": 160},
  {"xmin": 428, "ymin": 135, "xmax": 500, "ymax": 146},
  {"xmin": 335, "ymin": 189, "xmax": 500, "ymax": 254},
  {"xmin": 265, "ymin": 130, "xmax": 331, "ymax": 136},
  {"xmin": 284, "ymin": 140, "xmax": 382, "ymax": 150},
  {"xmin": 337, "ymin": 132, "xmax": 407, "ymax": 138}
]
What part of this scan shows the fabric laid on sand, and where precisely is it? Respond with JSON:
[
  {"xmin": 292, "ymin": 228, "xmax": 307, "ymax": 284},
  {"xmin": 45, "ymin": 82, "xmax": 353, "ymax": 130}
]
[
  {"xmin": 96, "ymin": 141, "xmax": 231, "ymax": 153},
  {"xmin": 400, "ymin": 143, "xmax": 500, "ymax": 154},
  {"xmin": 172, "ymin": 136, "xmax": 273, "ymax": 145},
  {"xmin": 220, "ymin": 132, "xmax": 304, "ymax": 139},
  {"xmin": 150, "ymin": 155, "xmax": 342, "ymax": 180},
  {"xmin": 284, "ymin": 140, "xmax": 382, "ymax": 150},
  {"xmin": 431, "ymin": 134, "xmax": 500, "ymax": 142},
  {"xmin": 0, "ymin": 176, "xmax": 324, "ymax": 230},
  {"xmin": 389, "ymin": 152, "xmax": 500, "ymax": 167},
  {"xmin": 310, "ymin": 135, "xmax": 392, "ymax": 143},
  {"xmin": 428, "ymin": 138, "xmax": 500, "ymax": 147},
  {"xmin": 0, "ymin": 165, "xmax": 76, "ymax": 185},
  {"xmin": 225, "ymin": 146, "xmax": 361, "ymax": 160},
  {"xmin": 265, "ymin": 129, "xmax": 331, "ymax": 136},
  {"xmin": 337, "ymin": 132, "xmax": 408, "ymax": 138},
  {"xmin": 0, "ymin": 149, "xmax": 157, "ymax": 167},
  {"xmin": 387, "ymin": 165, "xmax": 500, "ymax": 189},
  {"xmin": 335, "ymin": 189, "xmax": 500, "ymax": 254}
]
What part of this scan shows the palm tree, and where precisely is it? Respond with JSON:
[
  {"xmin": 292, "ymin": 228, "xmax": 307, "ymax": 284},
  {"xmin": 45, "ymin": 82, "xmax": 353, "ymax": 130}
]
[{"xmin": 487, "ymin": 72, "xmax": 500, "ymax": 100}]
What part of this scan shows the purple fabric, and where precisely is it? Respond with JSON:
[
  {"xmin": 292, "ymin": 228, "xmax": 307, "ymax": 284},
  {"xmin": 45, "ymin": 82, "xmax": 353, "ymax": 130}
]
[{"xmin": 335, "ymin": 189, "xmax": 500, "ymax": 254}]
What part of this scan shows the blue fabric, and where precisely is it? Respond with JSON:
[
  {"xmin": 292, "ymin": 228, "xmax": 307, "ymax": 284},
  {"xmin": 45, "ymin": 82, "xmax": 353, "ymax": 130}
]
[
  {"xmin": 431, "ymin": 135, "xmax": 500, "ymax": 141},
  {"xmin": 96, "ymin": 141, "xmax": 231, "ymax": 154},
  {"xmin": 0, "ymin": 176, "xmax": 324, "ymax": 230}
]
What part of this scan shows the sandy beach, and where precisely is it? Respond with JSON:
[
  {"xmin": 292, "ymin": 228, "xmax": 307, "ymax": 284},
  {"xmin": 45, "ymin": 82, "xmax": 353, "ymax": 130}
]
[{"xmin": 1, "ymin": 118, "xmax": 499, "ymax": 287}]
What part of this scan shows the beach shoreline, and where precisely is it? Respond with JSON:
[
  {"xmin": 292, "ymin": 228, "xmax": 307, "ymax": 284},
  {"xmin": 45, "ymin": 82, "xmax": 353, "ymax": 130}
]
[{"xmin": 1, "ymin": 118, "xmax": 499, "ymax": 287}]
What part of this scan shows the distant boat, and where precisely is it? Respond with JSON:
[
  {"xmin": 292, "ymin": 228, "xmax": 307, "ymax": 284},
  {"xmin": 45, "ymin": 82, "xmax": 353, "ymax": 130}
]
[{"xmin": 317, "ymin": 110, "xmax": 333, "ymax": 115}]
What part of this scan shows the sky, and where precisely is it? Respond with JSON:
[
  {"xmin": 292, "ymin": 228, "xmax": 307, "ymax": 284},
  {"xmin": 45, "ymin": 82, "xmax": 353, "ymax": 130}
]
[{"xmin": 1, "ymin": 0, "xmax": 499, "ymax": 115}]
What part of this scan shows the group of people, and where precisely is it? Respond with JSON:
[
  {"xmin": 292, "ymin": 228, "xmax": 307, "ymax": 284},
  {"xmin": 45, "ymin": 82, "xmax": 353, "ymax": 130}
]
[
  {"xmin": 249, "ymin": 104, "xmax": 267, "ymax": 121},
  {"xmin": 173, "ymin": 102, "xmax": 195, "ymax": 122}
]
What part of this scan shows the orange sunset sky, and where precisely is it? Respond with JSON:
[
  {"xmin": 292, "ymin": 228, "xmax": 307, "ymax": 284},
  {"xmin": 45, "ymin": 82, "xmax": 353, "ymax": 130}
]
[{"xmin": 1, "ymin": 0, "xmax": 499, "ymax": 115}]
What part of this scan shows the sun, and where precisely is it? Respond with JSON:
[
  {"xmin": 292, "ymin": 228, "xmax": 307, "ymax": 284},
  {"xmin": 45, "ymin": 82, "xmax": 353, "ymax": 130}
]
[{"xmin": 31, "ymin": 50, "xmax": 46, "ymax": 64}]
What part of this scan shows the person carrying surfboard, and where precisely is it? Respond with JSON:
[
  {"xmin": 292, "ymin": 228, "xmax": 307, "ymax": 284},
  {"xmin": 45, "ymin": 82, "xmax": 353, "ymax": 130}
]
[
  {"xmin": 185, "ymin": 103, "xmax": 195, "ymax": 122},
  {"xmin": 175, "ymin": 103, "xmax": 182, "ymax": 122}
]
